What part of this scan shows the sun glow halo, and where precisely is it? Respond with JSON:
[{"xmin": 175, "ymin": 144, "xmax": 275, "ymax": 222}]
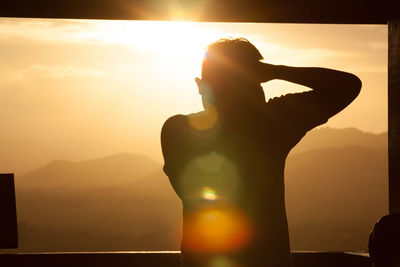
[{"xmin": 78, "ymin": 21, "xmax": 225, "ymax": 63}]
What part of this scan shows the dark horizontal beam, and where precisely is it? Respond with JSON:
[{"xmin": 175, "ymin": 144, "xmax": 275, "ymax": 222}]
[
  {"xmin": 0, "ymin": 251, "xmax": 371, "ymax": 267},
  {"xmin": 0, "ymin": 0, "xmax": 398, "ymax": 24}
]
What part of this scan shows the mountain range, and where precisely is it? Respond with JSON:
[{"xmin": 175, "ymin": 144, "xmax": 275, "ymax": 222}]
[{"xmin": 2, "ymin": 127, "xmax": 388, "ymax": 252}]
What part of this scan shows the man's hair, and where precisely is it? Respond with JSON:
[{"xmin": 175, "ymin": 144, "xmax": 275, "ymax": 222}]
[
  {"xmin": 205, "ymin": 38, "xmax": 263, "ymax": 66},
  {"xmin": 201, "ymin": 38, "xmax": 265, "ymax": 103}
]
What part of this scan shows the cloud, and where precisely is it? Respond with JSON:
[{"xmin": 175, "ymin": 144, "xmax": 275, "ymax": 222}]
[
  {"xmin": 0, "ymin": 18, "xmax": 103, "ymax": 46},
  {"xmin": 30, "ymin": 64, "xmax": 106, "ymax": 78},
  {"xmin": 2, "ymin": 64, "xmax": 106, "ymax": 82}
]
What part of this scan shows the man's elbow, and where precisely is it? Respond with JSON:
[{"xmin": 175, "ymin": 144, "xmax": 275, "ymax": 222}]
[
  {"xmin": 348, "ymin": 74, "xmax": 362, "ymax": 99},
  {"xmin": 340, "ymin": 73, "xmax": 361, "ymax": 102}
]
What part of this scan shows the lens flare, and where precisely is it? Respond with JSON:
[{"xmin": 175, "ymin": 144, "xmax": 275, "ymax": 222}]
[
  {"xmin": 188, "ymin": 105, "xmax": 218, "ymax": 130},
  {"xmin": 183, "ymin": 205, "xmax": 252, "ymax": 253},
  {"xmin": 179, "ymin": 152, "xmax": 239, "ymax": 201},
  {"xmin": 195, "ymin": 151, "xmax": 225, "ymax": 172},
  {"xmin": 202, "ymin": 187, "xmax": 217, "ymax": 201},
  {"xmin": 209, "ymin": 256, "xmax": 238, "ymax": 267}
]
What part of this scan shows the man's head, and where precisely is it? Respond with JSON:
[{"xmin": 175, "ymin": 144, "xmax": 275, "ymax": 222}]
[{"xmin": 197, "ymin": 38, "xmax": 266, "ymax": 109}]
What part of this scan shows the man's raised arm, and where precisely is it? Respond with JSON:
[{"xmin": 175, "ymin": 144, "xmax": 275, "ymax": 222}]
[{"xmin": 258, "ymin": 63, "xmax": 362, "ymax": 130}]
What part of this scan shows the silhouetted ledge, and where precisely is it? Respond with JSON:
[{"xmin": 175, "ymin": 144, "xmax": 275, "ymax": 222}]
[{"xmin": 0, "ymin": 251, "xmax": 371, "ymax": 267}]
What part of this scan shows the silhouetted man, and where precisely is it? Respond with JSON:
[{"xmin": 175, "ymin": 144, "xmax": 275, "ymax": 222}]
[{"xmin": 161, "ymin": 38, "xmax": 361, "ymax": 267}]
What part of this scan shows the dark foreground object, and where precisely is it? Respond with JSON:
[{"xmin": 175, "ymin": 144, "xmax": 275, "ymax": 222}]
[
  {"xmin": 369, "ymin": 213, "xmax": 400, "ymax": 266},
  {"xmin": 0, "ymin": 251, "xmax": 371, "ymax": 267},
  {"xmin": 0, "ymin": 173, "xmax": 18, "ymax": 249}
]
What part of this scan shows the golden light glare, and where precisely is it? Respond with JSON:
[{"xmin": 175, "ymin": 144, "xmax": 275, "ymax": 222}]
[
  {"xmin": 72, "ymin": 20, "xmax": 232, "ymax": 117},
  {"xmin": 165, "ymin": 0, "xmax": 209, "ymax": 21},
  {"xmin": 209, "ymin": 256, "xmax": 240, "ymax": 267},
  {"xmin": 202, "ymin": 186, "xmax": 217, "ymax": 201},
  {"xmin": 179, "ymin": 152, "xmax": 240, "ymax": 200},
  {"xmin": 195, "ymin": 151, "xmax": 225, "ymax": 172},
  {"xmin": 77, "ymin": 21, "xmax": 224, "ymax": 62},
  {"xmin": 183, "ymin": 206, "xmax": 253, "ymax": 253},
  {"xmin": 188, "ymin": 105, "xmax": 219, "ymax": 130}
]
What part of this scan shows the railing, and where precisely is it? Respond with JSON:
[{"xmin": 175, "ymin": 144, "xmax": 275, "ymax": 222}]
[{"xmin": 0, "ymin": 251, "xmax": 371, "ymax": 267}]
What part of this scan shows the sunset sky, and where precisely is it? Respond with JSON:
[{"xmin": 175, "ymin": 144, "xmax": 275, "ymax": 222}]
[{"xmin": 0, "ymin": 18, "xmax": 387, "ymax": 173}]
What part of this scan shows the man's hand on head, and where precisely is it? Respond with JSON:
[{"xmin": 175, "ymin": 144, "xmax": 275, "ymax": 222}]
[{"xmin": 257, "ymin": 62, "xmax": 277, "ymax": 83}]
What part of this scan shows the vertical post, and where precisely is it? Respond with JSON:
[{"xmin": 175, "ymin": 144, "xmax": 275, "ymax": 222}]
[
  {"xmin": 0, "ymin": 173, "xmax": 18, "ymax": 248},
  {"xmin": 389, "ymin": 20, "xmax": 400, "ymax": 214}
]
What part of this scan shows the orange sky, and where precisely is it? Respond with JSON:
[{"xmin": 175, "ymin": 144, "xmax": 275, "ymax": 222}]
[{"xmin": 0, "ymin": 18, "xmax": 387, "ymax": 173}]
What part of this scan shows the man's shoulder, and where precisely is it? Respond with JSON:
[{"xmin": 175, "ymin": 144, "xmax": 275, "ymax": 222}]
[
  {"xmin": 164, "ymin": 114, "xmax": 188, "ymax": 125},
  {"xmin": 162, "ymin": 114, "xmax": 188, "ymax": 136}
]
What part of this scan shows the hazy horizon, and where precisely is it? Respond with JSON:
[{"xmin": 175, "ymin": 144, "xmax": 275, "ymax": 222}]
[
  {"xmin": 8, "ymin": 129, "xmax": 388, "ymax": 253},
  {"xmin": 14, "ymin": 126, "xmax": 390, "ymax": 175}
]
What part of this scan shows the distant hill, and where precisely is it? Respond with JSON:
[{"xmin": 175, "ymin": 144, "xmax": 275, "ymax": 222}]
[
  {"xmin": 286, "ymin": 145, "xmax": 388, "ymax": 251},
  {"xmin": 16, "ymin": 153, "xmax": 160, "ymax": 188},
  {"xmin": 0, "ymin": 127, "xmax": 387, "ymax": 175},
  {"xmin": 292, "ymin": 127, "xmax": 387, "ymax": 154},
  {"xmin": 16, "ymin": 168, "xmax": 182, "ymax": 252},
  {"xmin": 12, "ymin": 143, "xmax": 388, "ymax": 252}
]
